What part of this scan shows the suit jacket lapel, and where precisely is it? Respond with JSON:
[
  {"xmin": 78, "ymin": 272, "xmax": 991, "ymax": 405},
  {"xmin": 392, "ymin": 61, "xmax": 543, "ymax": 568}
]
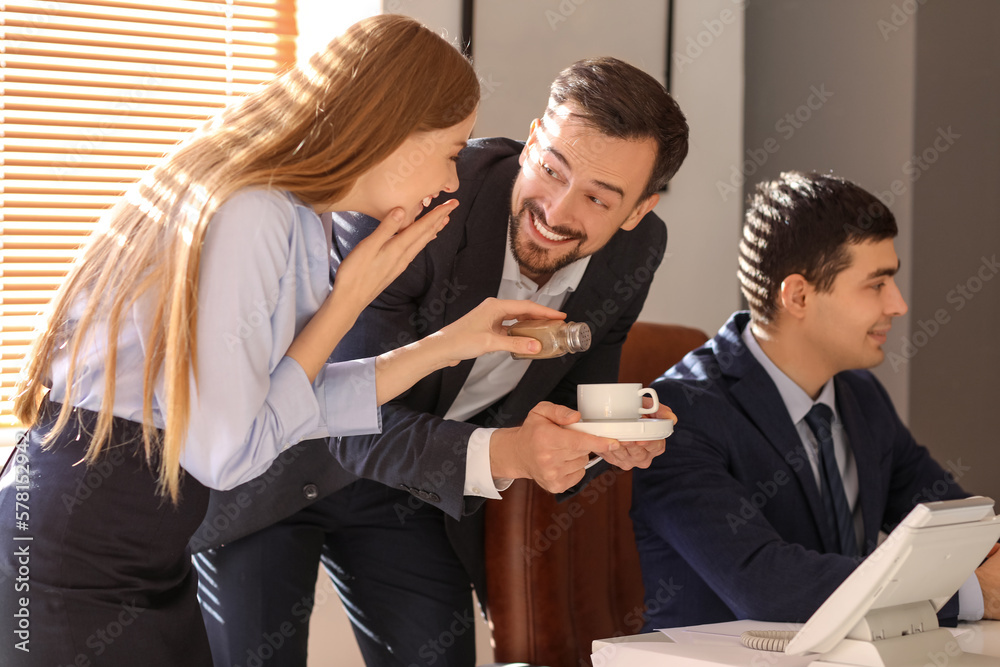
[
  {"xmin": 434, "ymin": 173, "xmax": 509, "ymax": 416},
  {"xmin": 835, "ymin": 376, "xmax": 882, "ymax": 554},
  {"xmin": 722, "ymin": 320, "xmax": 840, "ymax": 554},
  {"xmin": 561, "ymin": 249, "xmax": 619, "ymax": 327}
]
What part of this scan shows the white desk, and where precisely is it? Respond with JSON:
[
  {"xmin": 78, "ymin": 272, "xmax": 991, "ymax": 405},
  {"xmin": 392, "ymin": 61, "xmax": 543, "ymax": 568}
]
[{"xmin": 591, "ymin": 621, "xmax": 1000, "ymax": 667}]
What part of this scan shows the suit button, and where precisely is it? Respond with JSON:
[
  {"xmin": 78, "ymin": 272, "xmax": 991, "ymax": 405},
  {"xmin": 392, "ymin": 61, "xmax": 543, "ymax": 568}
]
[{"xmin": 302, "ymin": 484, "xmax": 319, "ymax": 500}]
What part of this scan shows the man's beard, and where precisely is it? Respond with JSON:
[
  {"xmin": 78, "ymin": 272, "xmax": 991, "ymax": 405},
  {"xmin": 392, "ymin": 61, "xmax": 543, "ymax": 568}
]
[{"xmin": 509, "ymin": 198, "xmax": 585, "ymax": 278}]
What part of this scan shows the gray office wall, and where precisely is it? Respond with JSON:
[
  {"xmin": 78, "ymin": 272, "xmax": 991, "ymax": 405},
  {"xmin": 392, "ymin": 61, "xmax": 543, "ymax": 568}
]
[
  {"xmin": 909, "ymin": 1, "xmax": 1000, "ymax": 502},
  {"xmin": 744, "ymin": 0, "xmax": 1000, "ymax": 500},
  {"xmin": 743, "ymin": 0, "xmax": 918, "ymax": 415}
]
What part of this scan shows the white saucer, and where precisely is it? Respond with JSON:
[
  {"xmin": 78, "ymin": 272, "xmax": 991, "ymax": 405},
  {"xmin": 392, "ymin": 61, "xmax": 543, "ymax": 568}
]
[{"xmin": 564, "ymin": 418, "xmax": 674, "ymax": 441}]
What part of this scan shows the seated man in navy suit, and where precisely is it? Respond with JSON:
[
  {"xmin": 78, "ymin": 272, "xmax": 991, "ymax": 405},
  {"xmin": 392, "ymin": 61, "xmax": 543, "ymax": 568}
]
[{"xmin": 631, "ymin": 171, "xmax": 1000, "ymax": 629}]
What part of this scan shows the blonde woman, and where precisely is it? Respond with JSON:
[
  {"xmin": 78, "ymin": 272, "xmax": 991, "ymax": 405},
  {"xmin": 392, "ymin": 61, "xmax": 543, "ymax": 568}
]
[{"xmin": 0, "ymin": 15, "xmax": 558, "ymax": 666}]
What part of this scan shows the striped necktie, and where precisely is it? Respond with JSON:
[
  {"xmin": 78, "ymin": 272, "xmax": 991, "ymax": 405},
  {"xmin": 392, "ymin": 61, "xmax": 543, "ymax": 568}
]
[{"xmin": 804, "ymin": 403, "xmax": 859, "ymax": 557}]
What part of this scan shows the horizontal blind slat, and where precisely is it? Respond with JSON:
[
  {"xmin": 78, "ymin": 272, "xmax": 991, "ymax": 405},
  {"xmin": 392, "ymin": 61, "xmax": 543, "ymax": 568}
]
[
  {"xmin": 3, "ymin": 2, "xmax": 292, "ymax": 33},
  {"xmin": 3, "ymin": 53, "xmax": 283, "ymax": 81},
  {"xmin": 3, "ymin": 72, "xmax": 270, "ymax": 96},
  {"xmin": 5, "ymin": 0, "xmax": 293, "ymax": 21},
  {"xmin": 2, "ymin": 222, "xmax": 99, "ymax": 234},
  {"xmin": 3, "ymin": 27, "xmax": 289, "ymax": 55},
  {"xmin": 2, "ymin": 95, "xmax": 234, "ymax": 120},
  {"xmin": 2, "ymin": 82, "xmax": 247, "ymax": 106},
  {"xmin": 3, "ymin": 111, "xmax": 207, "ymax": 133},
  {"xmin": 3, "ymin": 167, "xmax": 149, "ymax": 182}
]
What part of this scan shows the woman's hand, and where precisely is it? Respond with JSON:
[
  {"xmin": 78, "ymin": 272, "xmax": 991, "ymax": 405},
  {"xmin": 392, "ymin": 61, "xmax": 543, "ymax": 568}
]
[
  {"xmin": 428, "ymin": 297, "xmax": 566, "ymax": 364},
  {"xmin": 374, "ymin": 298, "xmax": 566, "ymax": 405},
  {"xmin": 331, "ymin": 200, "xmax": 458, "ymax": 315},
  {"xmin": 286, "ymin": 201, "xmax": 454, "ymax": 383}
]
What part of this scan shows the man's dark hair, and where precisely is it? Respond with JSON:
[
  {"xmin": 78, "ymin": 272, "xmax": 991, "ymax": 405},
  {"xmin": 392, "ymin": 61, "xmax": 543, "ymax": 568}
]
[
  {"xmin": 739, "ymin": 171, "xmax": 898, "ymax": 325},
  {"xmin": 546, "ymin": 57, "xmax": 689, "ymax": 200}
]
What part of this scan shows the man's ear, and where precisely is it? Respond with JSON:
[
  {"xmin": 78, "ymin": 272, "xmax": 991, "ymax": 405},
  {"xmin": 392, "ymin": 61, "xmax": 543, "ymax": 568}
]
[
  {"xmin": 778, "ymin": 274, "xmax": 811, "ymax": 320},
  {"xmin": 620, "ymin": 193, "xmax": 660, "ymax": 231},
  {"xmin": 518, "ymin": 118, "xmax": 540, "ymax": 167}
]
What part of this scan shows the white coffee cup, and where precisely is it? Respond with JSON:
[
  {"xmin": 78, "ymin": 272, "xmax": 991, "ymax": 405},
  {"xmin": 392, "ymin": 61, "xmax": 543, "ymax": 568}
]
[{"xmin": 577, "ymin": 383, "xmax": 660, "ymax": 421}]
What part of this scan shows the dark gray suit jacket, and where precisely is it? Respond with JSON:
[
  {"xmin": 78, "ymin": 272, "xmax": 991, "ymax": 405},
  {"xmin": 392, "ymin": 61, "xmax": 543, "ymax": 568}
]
[{"xmin": 192, "ymin": 137, "xmax": 668, "ymax": 605}]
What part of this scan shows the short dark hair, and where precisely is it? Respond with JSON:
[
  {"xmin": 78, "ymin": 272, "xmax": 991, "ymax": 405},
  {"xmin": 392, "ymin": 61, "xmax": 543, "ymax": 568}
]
[
  {"xmin": 739, "ymin": 171, "xmax": 898, "ymax": 325},
  {"xmin": 546, "ymin": 57, "xmax": 689, "ymax": 200}
]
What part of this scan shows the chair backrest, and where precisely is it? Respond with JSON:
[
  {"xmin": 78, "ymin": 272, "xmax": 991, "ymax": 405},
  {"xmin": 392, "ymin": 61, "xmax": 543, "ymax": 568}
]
[{"xmin": 484, "ymin": 322, "xmax": 709, "ymax": 667}]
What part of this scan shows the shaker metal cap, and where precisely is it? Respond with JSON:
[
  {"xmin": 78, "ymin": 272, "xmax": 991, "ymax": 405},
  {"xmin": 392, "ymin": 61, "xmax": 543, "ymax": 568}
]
[{"xmin": 568, "ymin": 321, "xmax": 592, "ymax": 353}]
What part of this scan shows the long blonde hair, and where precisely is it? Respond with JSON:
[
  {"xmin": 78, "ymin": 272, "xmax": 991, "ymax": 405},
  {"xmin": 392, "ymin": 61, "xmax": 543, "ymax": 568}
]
[{"xmin": 14, "ymin": 14, "xmax": 480, "ymax": 503}]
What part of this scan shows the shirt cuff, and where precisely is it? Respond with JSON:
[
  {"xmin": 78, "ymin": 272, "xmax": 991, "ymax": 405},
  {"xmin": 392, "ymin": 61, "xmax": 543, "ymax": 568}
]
[
  {"xmin": 464, "ymin": 427, "xmax": 508, "ymax": 499},
  {"xmin": 958, "ymin": 571, "xmax": 985, "ymax": 621},
  {"xmin": 315, "ymin": 356, "xmax": 381, "ymax": 437}
]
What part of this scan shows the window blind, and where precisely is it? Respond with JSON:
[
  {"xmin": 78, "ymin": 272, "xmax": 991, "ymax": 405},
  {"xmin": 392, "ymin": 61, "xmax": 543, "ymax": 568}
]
[{"xmin": 1, "ymin": 0, "xmax": 297, "ymax": 427}]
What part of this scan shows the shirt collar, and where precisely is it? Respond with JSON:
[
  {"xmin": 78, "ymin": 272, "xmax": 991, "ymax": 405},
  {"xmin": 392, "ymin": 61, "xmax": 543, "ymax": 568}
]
[
  {"xmin": 741, "ymin": 322, "xmax": 838, "ymax": 425},
  {"xmin": 501, "ymin": 223, "xmax": 591, "ymax": 296}
]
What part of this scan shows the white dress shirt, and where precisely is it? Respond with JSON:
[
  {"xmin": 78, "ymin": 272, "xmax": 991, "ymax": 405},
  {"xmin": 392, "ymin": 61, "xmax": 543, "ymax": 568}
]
[{"xmin": 446, "ymin": 228, "xmax": 590, "ymax": 498}]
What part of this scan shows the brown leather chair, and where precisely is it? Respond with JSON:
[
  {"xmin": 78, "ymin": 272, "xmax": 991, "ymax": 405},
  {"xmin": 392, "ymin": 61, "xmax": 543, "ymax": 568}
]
[{"xmin": 484, "ymin": 322, "xmax": 709, "ymax": 667}]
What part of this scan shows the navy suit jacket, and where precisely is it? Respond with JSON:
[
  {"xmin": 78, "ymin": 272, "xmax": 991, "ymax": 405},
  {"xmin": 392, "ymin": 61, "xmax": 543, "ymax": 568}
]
[
  {"xmin": 631, "ymin": 312, "xmax": 965, "ymax": 629},
  {"xmin": 192, "ymin": 138, "xmax": 667, "ymax": 606}
]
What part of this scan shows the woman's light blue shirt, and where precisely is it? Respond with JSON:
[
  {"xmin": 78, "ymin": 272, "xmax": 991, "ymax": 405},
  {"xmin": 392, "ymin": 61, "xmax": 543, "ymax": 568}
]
[{"xmin": 47, "ymin": 188, "xmax": 381, "ymax": 490}]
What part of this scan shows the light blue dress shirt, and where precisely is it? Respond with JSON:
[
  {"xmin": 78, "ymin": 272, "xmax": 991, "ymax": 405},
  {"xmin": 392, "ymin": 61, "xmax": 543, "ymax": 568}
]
[{"xmin": 47, "ymin": 188, "xmax": 381, "ymax": 491}]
